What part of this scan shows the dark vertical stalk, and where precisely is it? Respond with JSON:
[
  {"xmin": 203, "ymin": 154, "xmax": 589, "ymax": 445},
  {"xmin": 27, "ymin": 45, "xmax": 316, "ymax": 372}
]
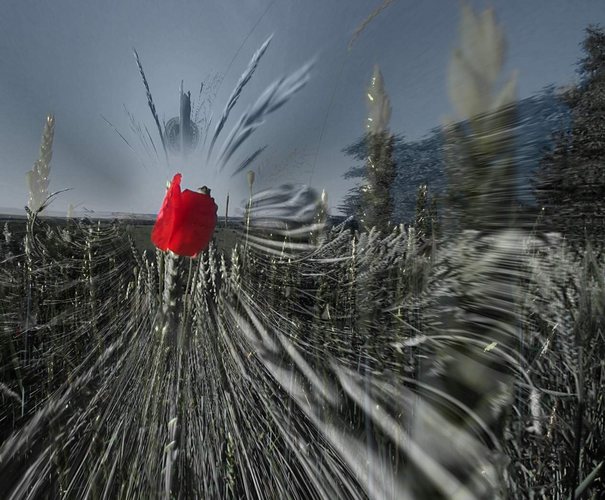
[
  {"xmin": 161, "ymin": 251, "xmax": 182, "ymax": 499},
  {"xmin": 225, "ymin": 193, "xmax": 230, "ymax": 229},
  {"xmin": 570, "ymin": 347, "xmax": 584, "ymax": 497},
  {"xmin": 133, "ymin": 49, "xmax": 170, "ymax": 167}
]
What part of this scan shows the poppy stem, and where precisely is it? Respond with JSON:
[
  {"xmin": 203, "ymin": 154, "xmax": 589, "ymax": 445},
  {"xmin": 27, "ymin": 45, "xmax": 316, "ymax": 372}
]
[
  {"xmin": 161, "ymin": 251, "xmax": 183, "ymax": 499},
  {"xmin": 161, "ymin": 251, "xmax": 180, "ymax": 322}
]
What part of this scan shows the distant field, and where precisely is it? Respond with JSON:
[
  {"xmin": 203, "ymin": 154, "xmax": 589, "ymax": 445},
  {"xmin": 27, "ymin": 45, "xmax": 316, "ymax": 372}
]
[
  {"xmin": 1, "ymin": 214, "xmax": 353, "ymax": 257},
  {"xmin": 0, "ymin": 215, "xmax": 242, "ymax": 255},
  {"xmin": 129, "ymin": 222, "xmax": 241, "ymax": 255}
]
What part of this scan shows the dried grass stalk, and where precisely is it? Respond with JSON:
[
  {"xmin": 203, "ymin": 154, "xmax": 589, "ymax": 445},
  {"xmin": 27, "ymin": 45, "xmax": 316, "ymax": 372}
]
[{"xmin": 26, "ymin": 114, "xmax": 54, "ymax": 212}]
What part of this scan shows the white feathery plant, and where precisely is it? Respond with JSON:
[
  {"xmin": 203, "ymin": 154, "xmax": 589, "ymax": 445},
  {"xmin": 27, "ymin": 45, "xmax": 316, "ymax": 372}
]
[
  {"xmin": 445, "ymin": 3, "xmax": 518, "ymax": 231},
  {"xmin": 26, "ymin": 114, "xmax": 55, "ymax": 213},
  {"xmin": 447, "ymin": 6, "xmax": 516, "ymax": 122},
  {"xmin": 361, "ymin": 65, "xmax": 396, "ymax": 233},
  {"xmin": 366, "ymin": 65, "xmax": 391, "ymax": 135}
]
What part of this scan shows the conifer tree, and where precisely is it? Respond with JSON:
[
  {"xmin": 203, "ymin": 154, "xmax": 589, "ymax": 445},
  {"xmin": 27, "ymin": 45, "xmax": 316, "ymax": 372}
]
[{"xmin": 534, "ymin": 25, "xmax": 605, "ymax": 247}]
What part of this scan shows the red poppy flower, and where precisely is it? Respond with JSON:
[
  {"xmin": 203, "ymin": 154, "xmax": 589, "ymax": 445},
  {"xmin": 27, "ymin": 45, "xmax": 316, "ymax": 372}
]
[{"xmin": 151, "ymin": 173, "xmax": 218, "ymax": 257}]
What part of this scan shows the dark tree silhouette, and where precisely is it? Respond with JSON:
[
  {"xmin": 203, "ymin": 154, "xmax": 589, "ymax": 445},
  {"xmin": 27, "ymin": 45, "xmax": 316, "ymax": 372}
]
[{"xmin": 534, "ymin": 25, "xmax": 605, "ymax": 248}]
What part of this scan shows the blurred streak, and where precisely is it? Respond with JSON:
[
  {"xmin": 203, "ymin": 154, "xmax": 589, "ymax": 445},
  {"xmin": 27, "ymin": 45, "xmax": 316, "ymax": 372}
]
[
  {"xmin": 237, "ymin": 184, "xmax": 325, "ymax": 258},
  {"xmin": 348, "ymin": 0, "xmax": 395, "ymax": 51}
]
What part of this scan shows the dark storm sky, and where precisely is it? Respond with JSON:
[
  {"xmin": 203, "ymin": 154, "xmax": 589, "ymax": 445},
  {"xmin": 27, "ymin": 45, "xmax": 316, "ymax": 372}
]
[{"xmin": 0, "ymin": 0, "xmax": 603, "ymax": 216}]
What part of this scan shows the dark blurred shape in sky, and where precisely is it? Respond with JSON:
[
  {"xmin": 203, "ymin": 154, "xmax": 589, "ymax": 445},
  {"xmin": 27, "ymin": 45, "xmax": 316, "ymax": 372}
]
[{"xmin": 0, "ymin": 0, "xmax": 603, "ymax": 215}]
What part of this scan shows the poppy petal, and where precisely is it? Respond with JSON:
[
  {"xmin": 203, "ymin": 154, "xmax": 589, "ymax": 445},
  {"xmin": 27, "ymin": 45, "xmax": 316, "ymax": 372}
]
[
  {"xmin": 151, "ymin": 173, "xmax": 182, "ymax": 251},
  {"xmin": 168, "ymin": 189, "xmax": 217, "ymax": 256}
]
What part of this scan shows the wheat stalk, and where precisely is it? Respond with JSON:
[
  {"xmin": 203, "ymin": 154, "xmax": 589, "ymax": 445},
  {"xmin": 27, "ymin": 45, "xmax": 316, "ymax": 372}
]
[
  {"xmin": 26, "ymin": 114, "xmax": 54, "ymax": 213},
  {"xmin": 366, "ymin": 65, "xmax": 391, "ymax": 135},
  {"xmin": 208, "ymin": 35, "xmax": 273, "ymax": 159},
  {"xmin": 216, "ymin": 60, "xmax": 313, "ymax": 171},
  {"xmin": 133, "ymin": 49, "xmax": 170, "ymax": 166}
]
